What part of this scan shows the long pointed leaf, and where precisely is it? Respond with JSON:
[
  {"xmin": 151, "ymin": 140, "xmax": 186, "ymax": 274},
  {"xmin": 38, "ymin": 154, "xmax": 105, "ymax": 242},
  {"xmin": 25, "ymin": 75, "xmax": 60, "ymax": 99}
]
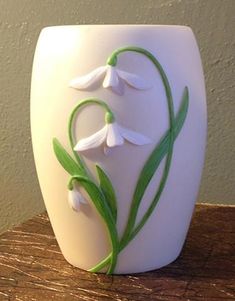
[
  {"xmin": 52, "ymin": 138, "xmax": 85, "ymax": 176},
  {"xmin": 122, "ymin": 87, "xmax": 189, "ymax": 240},
  {"xmin": 70, "ymin": 175, "xmax": 119, "ymax": 274},
  {"xmin": 129, "ymin": 88, "xmax": 189, "ymax": 242},
  {"xmin": 96, "ymin": 165, "xmax": 117, "ymax": 223},
  {"xmin": 134, "ymin": 87, "xmax": 188, "ymax": 210}
]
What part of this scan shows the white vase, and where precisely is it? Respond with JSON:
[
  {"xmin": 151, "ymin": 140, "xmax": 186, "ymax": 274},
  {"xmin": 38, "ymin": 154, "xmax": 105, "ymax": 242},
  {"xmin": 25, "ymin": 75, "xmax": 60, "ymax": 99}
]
[{"xmin": 31, "ymin": 25, "xmax": 207, "ymax": 274}]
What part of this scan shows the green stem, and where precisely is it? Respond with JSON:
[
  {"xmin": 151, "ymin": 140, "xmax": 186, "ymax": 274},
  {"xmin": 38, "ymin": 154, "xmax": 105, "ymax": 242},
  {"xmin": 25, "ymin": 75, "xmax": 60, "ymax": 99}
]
[
  {"xmin": 107, "ymin": 46, "xmax": 174, "ymax": 126},
  {"xmin": 126, "ymin": 150, "xmax": 173, "ymax": 242},
  {"xmin": 68, "ymin": 98, "xmax": 114, "ymax": 174},
  {"xmin": 68, "ymin": 99, "xmax": 117, "ymax": 274},
  {"xmin": 89, "ymin": 147, "xmax": 173, "ymax": 273},
  {"xmin": 89, "ymin": 86, "xmax": 189, "ymax": 273},
  {"xmin": 88, "ymin": 252, "xmax": 112, "ymax": 273},
  {"xmin": 129, "ymin": 87, "xmax": 189, "ymax": 243},
  {"xmin": 68, "ymin": 175, "xmax": 119, "ymax": 274},
  {"xmin": 108, "ymin": 46, "xmax": 175, "ymax": 244}
]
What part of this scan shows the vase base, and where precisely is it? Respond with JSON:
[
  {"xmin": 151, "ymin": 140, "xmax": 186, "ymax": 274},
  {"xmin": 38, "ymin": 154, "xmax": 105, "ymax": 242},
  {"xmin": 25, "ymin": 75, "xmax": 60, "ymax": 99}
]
[{"xmin": 62, "ymin": 247, "xmax": 183, "ymax": 275}]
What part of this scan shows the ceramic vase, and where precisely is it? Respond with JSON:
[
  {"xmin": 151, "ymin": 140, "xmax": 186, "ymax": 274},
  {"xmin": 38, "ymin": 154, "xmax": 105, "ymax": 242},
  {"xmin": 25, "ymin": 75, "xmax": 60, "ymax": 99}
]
[{"xmin": 31, "ymin": 25, "xmax": 207, "ymax": 274}]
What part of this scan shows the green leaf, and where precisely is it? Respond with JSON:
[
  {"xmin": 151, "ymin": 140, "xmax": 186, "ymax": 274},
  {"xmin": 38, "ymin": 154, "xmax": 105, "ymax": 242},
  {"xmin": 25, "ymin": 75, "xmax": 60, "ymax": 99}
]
[
  {"xmin": 96, "ymin": 165, "xmax": 117, "ymax": 223},
  {"xmin": 69, "ymin": 175, "xmax": 119, "ymax": 274},
  {"xmin": 136, "ymin": 85, "xmax": 189, "ymax": 191},
  {"xmin": 174, "ymin": 86, "xmax": 189, "ymax": 136},
  {"xmin": 134, "ymin": 86, "xmax": 189, "ymax": 210},
  {"xmin": 128, "ymin": 86, "xmax": 190, "ymax": 240},
  {"xmin": 69, "ymin": 176, "xmax": 112, "ymax": 222},
  {"xmin": 122, "ymin": 87, "xmax": 189, "ymax": 241},
  {"xmin": 52, "ymin": 138, "xmax": 85, "ymax": 176}
]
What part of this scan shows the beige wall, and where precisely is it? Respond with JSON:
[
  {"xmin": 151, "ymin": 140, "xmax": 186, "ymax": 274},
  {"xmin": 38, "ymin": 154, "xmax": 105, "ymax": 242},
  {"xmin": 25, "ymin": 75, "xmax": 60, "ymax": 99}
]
[{"xmin": 0, "ymin": 0, "xmax": 234, "ymax": 233}]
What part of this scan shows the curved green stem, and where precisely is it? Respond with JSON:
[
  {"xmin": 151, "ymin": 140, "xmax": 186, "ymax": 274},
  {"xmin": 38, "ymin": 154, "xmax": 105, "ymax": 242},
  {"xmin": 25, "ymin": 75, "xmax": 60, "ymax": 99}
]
[
  {"xmin": 68, "ymin": 99, "xmax": 117, "ymax": 273},
  {"xmin": 127, "ymin": 88, "xmax": 189, "ymax": 244},
  {"xmin": 120, "ymin": 142, "xmax": 174, "ymax": 248},
  {"xmin": 68, "ymin": 98, "xmax": 114, "ymax": 174},
  {"xmin": 108, "ymin": 47, "xmax": 175, "ymax": 244},
  {"xmin": 68, "ymin": 175, "xmax": 119, "ymax": 274},
  {"xmin": 89, "ymin": 86, "xmax": 189, "ymax": 273},
  {"xmin": 107, "ymin": 46, "xmax": 174, "ymax": 127},
  {"xmin": 68, "ymin": 48, "xmax": 188, "ymax": 274},
  {"xmin": 125, "ymin": 149, "xmax": 173, "ymax": 243},
  {"xmin": 89, "ymin": 151, "xmax": 173, "ymax": 273},
  {"xmin": 88, "ymin": 253, "xmax": 112, "ymax": 273}
]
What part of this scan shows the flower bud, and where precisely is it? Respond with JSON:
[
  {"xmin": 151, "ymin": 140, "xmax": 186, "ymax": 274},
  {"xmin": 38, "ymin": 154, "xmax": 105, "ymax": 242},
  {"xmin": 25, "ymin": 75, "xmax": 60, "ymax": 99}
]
[{"xmin": 68, "ymin": 188, "xmax": 86, "ymax": 212}]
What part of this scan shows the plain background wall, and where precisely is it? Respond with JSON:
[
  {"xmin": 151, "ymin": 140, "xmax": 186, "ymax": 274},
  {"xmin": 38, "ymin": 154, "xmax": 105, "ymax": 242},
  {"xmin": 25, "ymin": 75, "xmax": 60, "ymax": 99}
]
[{"xmin": 0, "ymin": 0, "xmax": 234, "ymax": 234}]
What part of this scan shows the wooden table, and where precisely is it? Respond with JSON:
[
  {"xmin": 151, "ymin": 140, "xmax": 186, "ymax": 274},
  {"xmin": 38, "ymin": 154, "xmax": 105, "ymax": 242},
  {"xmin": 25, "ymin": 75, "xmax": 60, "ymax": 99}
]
[{"xmin": 0, "ymin": 204, "xmax": 234, "ymax": 301}]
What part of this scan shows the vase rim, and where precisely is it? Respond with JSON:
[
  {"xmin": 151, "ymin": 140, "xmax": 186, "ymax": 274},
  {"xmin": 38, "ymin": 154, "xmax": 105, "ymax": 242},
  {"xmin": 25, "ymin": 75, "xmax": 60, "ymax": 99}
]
[{"xmin": 41, "ymin": 24, "xmax": 192, "ymax": 31}]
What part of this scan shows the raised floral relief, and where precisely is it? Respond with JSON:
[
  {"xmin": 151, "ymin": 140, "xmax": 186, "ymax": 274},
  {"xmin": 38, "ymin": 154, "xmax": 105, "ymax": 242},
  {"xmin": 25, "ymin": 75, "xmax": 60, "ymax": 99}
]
[
  {"xmin": 53, "ymin": 46, "xmax": 189, "ymax": 274},
  {"xmin": 74, "ymin": 112, "xmax": 151, "ymax": 155},
  {"xmin": 69, "ymin": 64, "xmax": 151, "ymax": 95},
  {"xmin": 68, "ymin": 186, "xmax": 87, "ymax": 212}
]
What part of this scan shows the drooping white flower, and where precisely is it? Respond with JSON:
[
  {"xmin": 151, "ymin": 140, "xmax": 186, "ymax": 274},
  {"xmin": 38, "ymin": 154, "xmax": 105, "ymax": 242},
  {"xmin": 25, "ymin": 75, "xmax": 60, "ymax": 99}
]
[
  {"xmin": 69, "ymin": 65, "xmax": 151, "ymax": 95},
  {"xmin": 68, "ymin": 188, "xmax": 87, "ymax": 212},
  {"xmin": 73, "ymin": 122, "xmax": 151, "ymax": 155}
]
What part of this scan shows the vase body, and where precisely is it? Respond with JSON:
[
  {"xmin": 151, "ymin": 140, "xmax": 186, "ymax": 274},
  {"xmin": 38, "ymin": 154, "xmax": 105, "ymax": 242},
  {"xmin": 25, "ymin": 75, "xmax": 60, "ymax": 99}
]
[{"xmin": 31, "ymin": 25, "xmax": 207, "ymax": 274}]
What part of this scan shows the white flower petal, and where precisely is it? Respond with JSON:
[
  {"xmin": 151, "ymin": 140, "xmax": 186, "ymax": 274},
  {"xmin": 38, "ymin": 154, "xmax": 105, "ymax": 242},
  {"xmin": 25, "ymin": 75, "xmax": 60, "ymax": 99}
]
[
  {"xmin": 117, "ymin": 69, "xmax": 151, "ymax": 90},
  {"xmin": 69, "ymin": 66, "xmax": 107, "ymax": 89},
  {"xmin": 106, "ymin": 123, "xmax": 124, "ymax": 147},
  {"xmin": 119, "ymin": 126, "xmax": 152, "ymax": 145},
  {"xmin": 68, "ymin": 189, "xmax": 86, "ymax": 212},
  {"xmin": 104, "ymin": 146, "xmax": 112, "ymax": 156},
  {"xmin": 74, "ymin": 125, "xmax": 107, "ymax": 151},
  {"xmin": 110, "ymin": 79, "xmax": 125, "ymax": 95},
  {"xmin": 103, "ymin": 66, "xmax": 119, "ymax": 88}
]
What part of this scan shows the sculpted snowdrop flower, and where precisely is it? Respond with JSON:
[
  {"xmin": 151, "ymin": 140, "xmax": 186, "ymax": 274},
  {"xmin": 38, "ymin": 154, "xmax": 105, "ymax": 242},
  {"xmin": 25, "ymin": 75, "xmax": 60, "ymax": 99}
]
[
  {"xmin": 68, "ymin": 187, "xmax": 87, "ymax": 212},
  {"xmin": 73, "ymin": 112, "xmax": 151, "ymax": 155},
  {"xmin": 69, "ymin": 64, "xmax": 151, "ymax": 95}
]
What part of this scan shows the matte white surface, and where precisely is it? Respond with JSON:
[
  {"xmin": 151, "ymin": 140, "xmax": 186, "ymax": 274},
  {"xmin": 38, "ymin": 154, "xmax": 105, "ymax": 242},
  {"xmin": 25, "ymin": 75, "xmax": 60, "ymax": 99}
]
[
  {"xmin": 31, "ymin": 25, "xmax": 207, "ymax": 273},
  {"xmin": 1, "ymin": 0, "xmax": 235, "ymax": 236}
]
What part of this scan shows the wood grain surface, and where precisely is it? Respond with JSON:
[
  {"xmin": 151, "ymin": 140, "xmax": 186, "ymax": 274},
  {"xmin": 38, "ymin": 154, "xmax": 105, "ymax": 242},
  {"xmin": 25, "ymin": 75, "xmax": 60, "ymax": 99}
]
[{"xmin": 0, "ymin": 204, "xmax": 234, "ymax": 301}]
